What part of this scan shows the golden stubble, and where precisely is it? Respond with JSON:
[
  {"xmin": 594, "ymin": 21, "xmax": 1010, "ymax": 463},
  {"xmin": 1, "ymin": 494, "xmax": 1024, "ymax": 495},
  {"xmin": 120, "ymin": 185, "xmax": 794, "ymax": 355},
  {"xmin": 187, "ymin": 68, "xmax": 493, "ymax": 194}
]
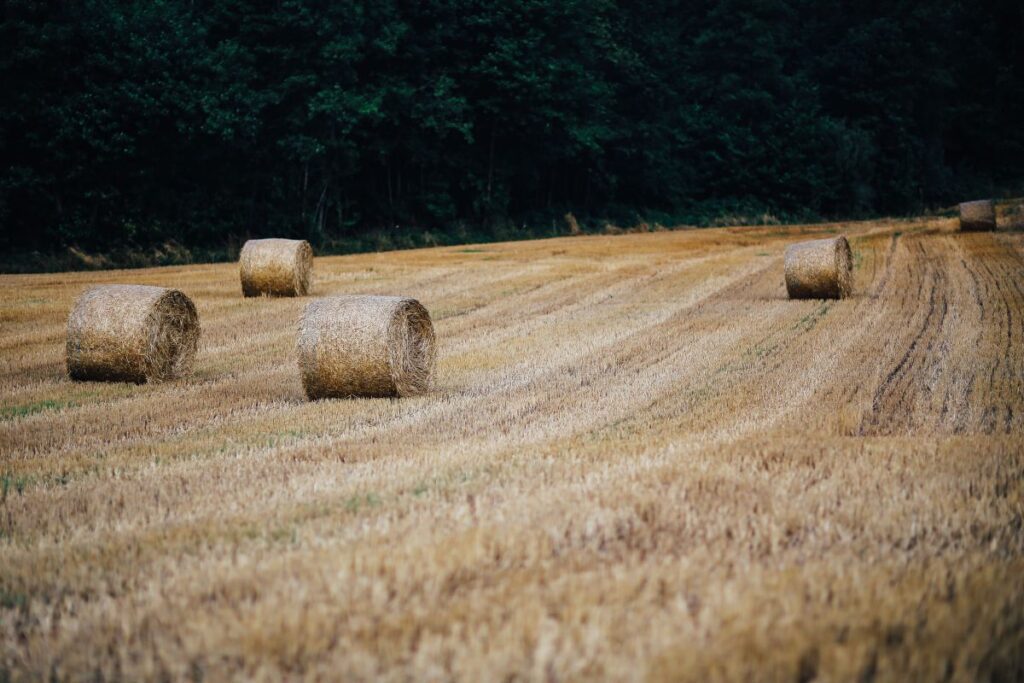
[{"xmin": 1, "ymin": 216, "xmax": 1022, "ymax": 681}]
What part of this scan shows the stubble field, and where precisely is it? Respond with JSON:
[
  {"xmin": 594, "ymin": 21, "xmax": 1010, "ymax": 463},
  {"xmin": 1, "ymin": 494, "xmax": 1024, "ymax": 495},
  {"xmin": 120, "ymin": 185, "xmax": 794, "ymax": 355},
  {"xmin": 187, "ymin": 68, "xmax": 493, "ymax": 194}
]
[{"xmin": 1, "ymin": 216, "xmax": 1023, "ymax": 681}]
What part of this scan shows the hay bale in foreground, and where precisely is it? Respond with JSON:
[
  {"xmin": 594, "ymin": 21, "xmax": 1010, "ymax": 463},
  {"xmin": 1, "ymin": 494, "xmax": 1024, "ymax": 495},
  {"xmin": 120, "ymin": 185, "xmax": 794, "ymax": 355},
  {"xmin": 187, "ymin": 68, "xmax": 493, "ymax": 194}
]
[
  {"xmin": 959, "ymin": 199, "xmax": 996, "ymax": 232},
  {"xmin": 66, "ymin": 285, "xmax": 200, "ymax": 383},
  {"xmin": 784, "ymin": 236, "xmax": 853, "ymax": 300},
  {"xmin": 298, "ymin": 296, "xmax": 435, "ymax": 399},
  {"xmin": 239, "ymin": 238, "xmax": 313, "ymax": 297}
]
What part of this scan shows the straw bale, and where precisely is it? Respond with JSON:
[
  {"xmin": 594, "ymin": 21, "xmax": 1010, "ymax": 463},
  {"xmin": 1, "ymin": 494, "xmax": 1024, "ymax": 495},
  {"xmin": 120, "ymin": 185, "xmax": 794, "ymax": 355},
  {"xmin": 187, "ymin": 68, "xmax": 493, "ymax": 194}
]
[
  {"xmin": 240, "ymin": 238, "xmax": 313, "ymax": 297},
  {"xmin": 958, "ymin": 199, "xmax": 996, "ymax": 232},
  {"xmin": 66, "ymin": 285, "xmax": 200, "ymax": 383},
  {"xmin": 784, "ymin": 236, "xmax": 853, "ymax": 299},
  {"xmin": 298, "ymin": 295, "xmax": 435, "ymax": 399}
]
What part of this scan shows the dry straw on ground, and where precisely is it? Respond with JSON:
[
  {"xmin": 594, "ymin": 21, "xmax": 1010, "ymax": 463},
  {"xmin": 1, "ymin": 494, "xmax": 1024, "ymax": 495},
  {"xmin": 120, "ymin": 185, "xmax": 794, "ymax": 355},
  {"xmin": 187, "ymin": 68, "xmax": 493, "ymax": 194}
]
[
  {"xmin": 959, "ymin": 199, "xmax": 996, "ymax": 232},
  {"xmin": 65, "ymin": 284, "xmax": 200, "ymax": 383},
  {"xmin": 239, "ymin": 238, "xmax": 313, "ymax": 297},
  {"xmin": 297, "ymin": 295, "xmax": 435, "ymax": 399},
  {"xmin": 5, "ymin": 217, "xmax": 1023, "ymax": 682},
  {"xmin": 784, "ymin": 235, "xmax": 853, "ymax": 299}
]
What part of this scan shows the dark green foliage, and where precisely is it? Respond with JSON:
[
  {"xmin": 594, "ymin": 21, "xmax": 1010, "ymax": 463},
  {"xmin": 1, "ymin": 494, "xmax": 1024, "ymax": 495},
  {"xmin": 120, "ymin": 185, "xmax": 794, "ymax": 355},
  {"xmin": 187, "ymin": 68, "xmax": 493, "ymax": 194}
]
[{"xmin": 1, "ymin": 0, "xmax": 1021, "ymax": 267}]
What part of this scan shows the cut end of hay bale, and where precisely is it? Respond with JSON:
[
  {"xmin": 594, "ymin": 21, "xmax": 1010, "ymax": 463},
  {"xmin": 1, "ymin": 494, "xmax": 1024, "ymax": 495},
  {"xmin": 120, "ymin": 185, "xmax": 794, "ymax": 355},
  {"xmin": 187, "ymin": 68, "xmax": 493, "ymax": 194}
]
[
  {"xmin": 297, "ymin": 295, "xmax": 435, "ymax": 400},
  {"xmin": 66, "ymin": 284, "xmax": 200, "ymax": 383},
  {"xmin": 958, "ymin": 199, "xmax": 996, "ymax": 232},
  {"xmin": 239, "ymin": 238, "xmax": 313, "ymax": 297},
  {"xmin": 784, "ymin": 236, "xmax": 853, "ymax": 300}
]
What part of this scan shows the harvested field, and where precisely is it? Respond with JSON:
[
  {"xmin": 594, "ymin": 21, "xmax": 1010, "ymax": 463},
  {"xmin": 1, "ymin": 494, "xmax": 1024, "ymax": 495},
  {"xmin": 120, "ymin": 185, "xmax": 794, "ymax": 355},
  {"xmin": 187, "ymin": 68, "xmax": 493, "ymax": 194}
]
[{"xmin": 1, "ymin": 216, "xmax": 1023, "ymax": 681}]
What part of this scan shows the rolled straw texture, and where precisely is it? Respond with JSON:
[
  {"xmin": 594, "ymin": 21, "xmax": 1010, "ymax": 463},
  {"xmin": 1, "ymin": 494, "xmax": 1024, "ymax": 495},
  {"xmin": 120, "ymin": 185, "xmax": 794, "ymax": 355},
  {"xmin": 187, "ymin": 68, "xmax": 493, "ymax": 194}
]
[
  {"xmin": 239, "ymin": 238, "xmax": 313, "ymax": 297},
  {"xmin": 958, "ymin": 199, "xmax": 996, "ymax": 232},
  {"xmin": 784, "ymin": 236, "xmax": 853, "ymax": 300},
  {"xmin": 66, "ymin": 285, "xmax": 200, "ymax": 383},
  {"xmin": 298, "ymin": 296, "xmax": 435, "ymax": 399}
]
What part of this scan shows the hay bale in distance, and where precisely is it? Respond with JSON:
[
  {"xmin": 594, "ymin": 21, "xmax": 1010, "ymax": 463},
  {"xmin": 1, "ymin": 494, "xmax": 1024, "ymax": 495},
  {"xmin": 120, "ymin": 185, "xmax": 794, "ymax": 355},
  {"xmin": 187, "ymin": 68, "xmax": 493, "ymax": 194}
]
[
  {"xmin": 298, "ymin": 295, "xmax": 435, "ymax": 399},
  {"xmin": 784, "ymin": 236, "xmax": 853, "ymax": 300},
  {"xmin": 239, "ymin": 238, "xmax": 313, "ymax": 297},
  {"xmin": 958, "ymin": 199, "xmax": 996, "ymax": 232},
  {"xmin": 66, "ymin": 284, "xmax": 200, "ymax": 383}
]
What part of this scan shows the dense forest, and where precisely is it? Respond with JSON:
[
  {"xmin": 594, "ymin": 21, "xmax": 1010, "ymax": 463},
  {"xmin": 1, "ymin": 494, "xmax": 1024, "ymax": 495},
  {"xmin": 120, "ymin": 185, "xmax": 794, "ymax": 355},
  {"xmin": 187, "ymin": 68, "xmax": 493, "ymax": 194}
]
[{"xmin": 2, "ymin": 0, "xmax": 1023, "ymax": 267}]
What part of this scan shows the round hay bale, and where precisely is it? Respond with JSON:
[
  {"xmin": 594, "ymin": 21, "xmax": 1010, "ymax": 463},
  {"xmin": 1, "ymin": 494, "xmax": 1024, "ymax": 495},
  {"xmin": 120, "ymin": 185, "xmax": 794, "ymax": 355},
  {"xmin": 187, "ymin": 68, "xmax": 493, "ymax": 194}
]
[
  {"xmin": 784, "ymin": 236, "xmax": 853, "ymax": 300},
  {"xmin": 298, "ymin": 296, "xmax": 435, "ymax": 399},
  {"xmin": 239, "ymin": 238, "xmax": 313, "ymax": 297},
  {"xmin": 66, "ymin": 285, "xmax": 200, "ymax": 383},
  {"xmin": 958, "ymin": 199, "xmax": 996, "ymax": 232}
]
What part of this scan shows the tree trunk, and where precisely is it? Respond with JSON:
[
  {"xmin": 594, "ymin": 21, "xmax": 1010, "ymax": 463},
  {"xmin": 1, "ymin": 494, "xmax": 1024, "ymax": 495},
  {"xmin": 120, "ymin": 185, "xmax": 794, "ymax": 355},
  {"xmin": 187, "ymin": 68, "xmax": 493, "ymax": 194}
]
[{"xmin": 486, "ymin": 126, "xmax": 496, "ymax": 204}]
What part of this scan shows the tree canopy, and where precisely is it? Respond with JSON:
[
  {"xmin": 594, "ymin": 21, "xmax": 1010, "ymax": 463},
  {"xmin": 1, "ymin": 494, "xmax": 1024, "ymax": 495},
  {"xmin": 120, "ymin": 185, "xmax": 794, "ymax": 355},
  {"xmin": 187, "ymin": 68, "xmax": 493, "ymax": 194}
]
[{"xmin": 2, "ymin": 0, "xmax": 1022, "ymax": 262}]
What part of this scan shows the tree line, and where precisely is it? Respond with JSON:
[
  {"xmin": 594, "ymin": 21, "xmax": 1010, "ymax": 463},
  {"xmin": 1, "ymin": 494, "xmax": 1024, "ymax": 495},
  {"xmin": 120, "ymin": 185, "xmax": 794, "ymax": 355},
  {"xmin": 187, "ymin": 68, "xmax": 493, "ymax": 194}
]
[{"xmin": 2, "ymin": 0, "xmax": 1022, "ymax": 264}]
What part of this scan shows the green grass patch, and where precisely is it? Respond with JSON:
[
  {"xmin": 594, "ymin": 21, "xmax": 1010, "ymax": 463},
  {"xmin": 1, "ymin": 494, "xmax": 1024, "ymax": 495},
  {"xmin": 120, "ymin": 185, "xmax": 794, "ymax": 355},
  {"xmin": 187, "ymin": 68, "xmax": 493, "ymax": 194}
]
[
  {"xmin": 269, "ymin": 526, "xmax": 296, "ymax": 544},
  {"xmin": 259, "ymin": 429, "xmax": 308, "ymax": 449},
  {"xmin": 792, "ymin": 302, "xmax": 832, "ymax": 333},
  {"xmin": 749, "ymin": 341, "xmax": 779, "ymax": 359},
  {"xmin": 0, "ymin": 589, "xmax": 28, "ymax": 609},
  {"xmin": 852, "ymin": 249, "xmax": 865, "ymax": 270},
  {"xmin": 1, "ymin": 399, "xmax": 75, "ymax": 421},
  {"xmin": 1, "ymin": 473, "xmax": 32, "ymax": 502},
  {"xmin": 345, "ymin": 493, "xmax": 382, "ymax": 513}
]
